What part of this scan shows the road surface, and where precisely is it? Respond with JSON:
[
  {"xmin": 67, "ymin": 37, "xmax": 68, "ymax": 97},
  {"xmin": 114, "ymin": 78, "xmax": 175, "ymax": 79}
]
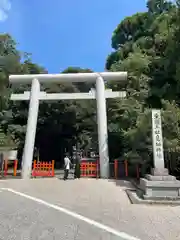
[{"xmin": 0, "ymin": 178, "xmax": 179, "ymax": 240}]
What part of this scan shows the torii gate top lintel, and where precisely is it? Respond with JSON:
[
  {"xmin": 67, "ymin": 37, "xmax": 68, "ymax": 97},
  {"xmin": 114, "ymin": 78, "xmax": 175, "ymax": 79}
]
[{"xmin": 9, "ymin": 71, "xmax": 127, "ymax": 84}]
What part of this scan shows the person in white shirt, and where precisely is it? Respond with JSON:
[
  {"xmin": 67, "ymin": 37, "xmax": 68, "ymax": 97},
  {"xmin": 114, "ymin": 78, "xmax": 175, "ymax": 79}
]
[{"xmin": 63, "ymin": 153, "xmax": 71, "ymax": 180}]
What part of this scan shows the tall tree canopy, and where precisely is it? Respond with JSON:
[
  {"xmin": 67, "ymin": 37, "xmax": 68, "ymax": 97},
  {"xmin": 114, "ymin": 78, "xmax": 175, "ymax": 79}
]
[{"xmin": 106, "ymin": 0, "xmax": 180, "ymax": 166}]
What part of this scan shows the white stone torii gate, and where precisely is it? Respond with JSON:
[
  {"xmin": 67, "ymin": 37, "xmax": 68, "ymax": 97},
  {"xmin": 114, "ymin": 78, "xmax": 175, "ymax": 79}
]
[{"xmin": 9, "ymin": 72, "xmax": 127, "ymax": 179}]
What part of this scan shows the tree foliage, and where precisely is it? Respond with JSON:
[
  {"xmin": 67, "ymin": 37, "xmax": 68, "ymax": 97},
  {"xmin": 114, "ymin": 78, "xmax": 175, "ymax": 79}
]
[{"xmin": 106, "ymin": 0, "xmax": 180, "ymax": 164}]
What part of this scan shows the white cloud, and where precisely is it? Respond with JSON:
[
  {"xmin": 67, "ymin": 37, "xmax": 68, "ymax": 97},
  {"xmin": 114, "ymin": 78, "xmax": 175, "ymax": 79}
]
[
  {"xmin": 0, "ymin": 8, "xmax": 7, "ymax": 21},
  {"xmin": 0, "ymin": 0, "xmax": 11, "ymax": 22}
]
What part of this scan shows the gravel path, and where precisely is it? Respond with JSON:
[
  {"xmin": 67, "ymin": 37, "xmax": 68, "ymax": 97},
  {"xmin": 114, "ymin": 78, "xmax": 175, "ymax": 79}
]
[{"xmin": 0, "ymin": 178, "xmax": 180, "ymax": 240}]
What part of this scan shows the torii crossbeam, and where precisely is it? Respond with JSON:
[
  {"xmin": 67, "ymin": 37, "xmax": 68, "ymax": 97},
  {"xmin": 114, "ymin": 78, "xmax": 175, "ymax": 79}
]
[{"xmin": 9, "ymin": 72, "xmax": 127, "ymax": 179}]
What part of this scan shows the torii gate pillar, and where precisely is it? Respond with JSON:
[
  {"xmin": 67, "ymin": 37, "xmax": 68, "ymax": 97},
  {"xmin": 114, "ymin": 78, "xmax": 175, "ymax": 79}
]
[
  {"xmin": 96, "ymin": 75, "xmax": 109, "ymax": 178},
  {"xmin": 21, "ymin": 78, "xmax": 40, "ymax": 179}
]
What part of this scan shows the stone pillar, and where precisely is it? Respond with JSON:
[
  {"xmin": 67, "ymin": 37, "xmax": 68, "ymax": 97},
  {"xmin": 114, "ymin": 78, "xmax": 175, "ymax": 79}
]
[
  {"xmin": 22, "ymin": 78, "xmax": 40, "ymax": 179},
  {"xmin": 139, "ymin": 109, "xmax": 180, "ymax": 200},
  {"xmin": 96, "ymin": 74, "xmax": 109, "ymax": 178},
  {"xmin": 151, "ymin": 109, "xmax": 167, "ymax": 176}
]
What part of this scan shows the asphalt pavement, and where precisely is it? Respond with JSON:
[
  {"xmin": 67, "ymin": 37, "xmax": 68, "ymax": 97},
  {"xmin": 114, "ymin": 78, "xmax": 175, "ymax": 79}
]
[
  {"xmin": 0, "ymin": 190, "xmax": 121, "ymax": 240},
  {"xmin": 0, "ymin": 178, "xmax": 179, "ymax": 240}
]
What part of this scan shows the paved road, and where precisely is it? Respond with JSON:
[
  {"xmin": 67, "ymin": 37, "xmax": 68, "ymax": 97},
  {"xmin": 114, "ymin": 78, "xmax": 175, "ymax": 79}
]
[
  {"xmin": 0, "ymin": 190, "xmax": 122, "ymax": 240},
  {"xmin": 0, "ymin": 178, "xmax": 180, "ymax": 240}
]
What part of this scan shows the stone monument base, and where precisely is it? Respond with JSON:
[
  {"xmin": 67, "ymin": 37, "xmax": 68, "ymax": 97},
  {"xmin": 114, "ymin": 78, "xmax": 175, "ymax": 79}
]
[{"xmin": 138, "ymin": 168, "xmax": 180, "ymax": 200}]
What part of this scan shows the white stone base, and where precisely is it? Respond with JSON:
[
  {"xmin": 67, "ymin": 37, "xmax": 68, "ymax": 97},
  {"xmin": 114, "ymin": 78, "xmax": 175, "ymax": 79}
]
[{"xmin": 139, "ymin": 177, "xmax": 180, "ymax": 200}]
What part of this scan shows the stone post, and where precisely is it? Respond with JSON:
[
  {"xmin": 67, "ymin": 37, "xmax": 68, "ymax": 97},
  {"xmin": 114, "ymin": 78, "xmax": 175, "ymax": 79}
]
[{"xmin": 151, "ymin": 109, "xmax": 168, "ymax": 176}]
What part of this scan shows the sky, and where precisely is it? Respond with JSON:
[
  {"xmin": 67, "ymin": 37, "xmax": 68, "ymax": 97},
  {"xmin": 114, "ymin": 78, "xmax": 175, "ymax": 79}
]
[{"xmin": 0, "ymin": 0, "xmax": 147, "ymax": 73}]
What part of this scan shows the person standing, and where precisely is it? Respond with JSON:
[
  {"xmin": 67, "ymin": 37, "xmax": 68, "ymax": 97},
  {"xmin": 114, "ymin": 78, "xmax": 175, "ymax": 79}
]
[
  {"xmin": 63, "ymin": 153, "xmax": 71, "ymax": 180},
  {"xmin": 74, "ymin": 152, "xmax": 81, "ymax": 179}
]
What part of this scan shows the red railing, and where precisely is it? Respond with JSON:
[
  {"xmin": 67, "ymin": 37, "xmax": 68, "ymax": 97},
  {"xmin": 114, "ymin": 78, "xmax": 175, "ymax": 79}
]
[
  {"xmin": 4, "ymin": 159, "xmax": 18, "ymax": 177},
  {"xmin": 32, "ymin": 160, "xmax": 55, "ymax": 177},
  {"xmin": 114, "ymin": 159, "xmax": 140, "ymax": 179},
  {"xmin": 80, "ymin": 160, "xmax": 99, "ymax": 178}
]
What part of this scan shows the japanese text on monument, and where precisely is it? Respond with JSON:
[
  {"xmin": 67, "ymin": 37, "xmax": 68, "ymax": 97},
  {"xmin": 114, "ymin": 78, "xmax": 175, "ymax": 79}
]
[{"xmin": 152, "ymin": 110, "xmax": 164, "ymax": 167}]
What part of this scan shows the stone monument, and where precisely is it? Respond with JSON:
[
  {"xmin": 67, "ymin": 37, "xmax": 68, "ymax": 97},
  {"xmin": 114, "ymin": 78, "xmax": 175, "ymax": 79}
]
[{"xmin": 139, "ymin": 109, "xmax": 180, "ymax": 200}]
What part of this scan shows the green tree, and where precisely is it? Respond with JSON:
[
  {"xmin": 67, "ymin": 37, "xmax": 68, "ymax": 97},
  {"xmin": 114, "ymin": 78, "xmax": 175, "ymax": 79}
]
[{"xmin": 106, "ymin": 0, "xmax": 180, "ymax": 166}]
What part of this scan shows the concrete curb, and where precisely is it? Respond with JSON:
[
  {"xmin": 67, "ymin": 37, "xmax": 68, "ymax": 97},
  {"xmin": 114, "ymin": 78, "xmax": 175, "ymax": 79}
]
[
  {"xmin": 126, "ymin": 189, "xmax": 180, "ymax": 206},
  {"xmin": 128, "ymin": 179, "xmax": 180, "ymax": 206}
]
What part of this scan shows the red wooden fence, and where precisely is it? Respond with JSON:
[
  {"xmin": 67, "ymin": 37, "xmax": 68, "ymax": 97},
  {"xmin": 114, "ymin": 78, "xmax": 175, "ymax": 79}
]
[
  {"xmin": 4, "ymin": 159, "xmax": 18, "ymax": 177},
  {"xmin": 80, "ymin": 160, "xmax": 99, "ymax": 178},
  {"xmin": 114, "ymin": 159, "xmax": 140, "ymax": 179},
  {"xmin": 32, "ymin": 160, "xmax": 55, "ymax": 177}
]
